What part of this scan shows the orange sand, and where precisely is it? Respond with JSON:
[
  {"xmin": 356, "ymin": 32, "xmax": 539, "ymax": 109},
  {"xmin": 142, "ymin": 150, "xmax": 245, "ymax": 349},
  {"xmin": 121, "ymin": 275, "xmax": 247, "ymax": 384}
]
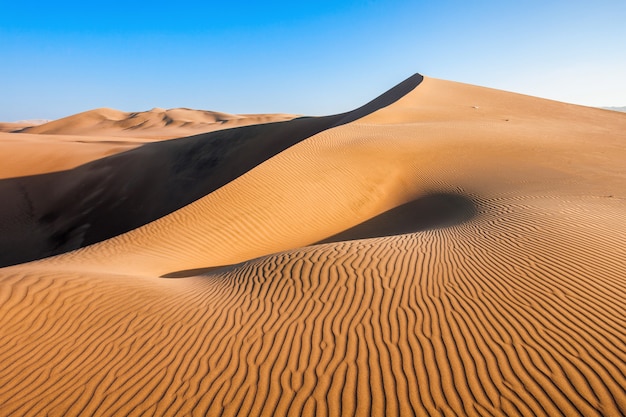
[
  {"xmin": 19, "ymin": 107, "xmax": 296, "ymax": 139},
  {"xmin": 0, "ymin": 75, "xmax": 625, "ymax": 416}
]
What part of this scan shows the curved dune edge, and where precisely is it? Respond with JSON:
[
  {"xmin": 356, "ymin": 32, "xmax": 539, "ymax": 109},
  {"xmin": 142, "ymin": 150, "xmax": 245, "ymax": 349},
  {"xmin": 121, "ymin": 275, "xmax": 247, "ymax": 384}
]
[
  {"xmin": 16, "ymin": 107, "xmax": 298, "ymax": 139},
  {"xmin": 42, "ymin": 77, "xmax": 626, "ymax": 277},
  {"xmin": 0, "ymin": 75, "xmax": 423, "ymax": 268},
  {"xmin": 0, "ymin": 112, "xmax": 299, "ymax": 180},
  {"xmin": 0, "ymin": 132, "xmax": 150, "ymax": 179},
  {"xmin": 1, "ymin": 76, "xmax": 626, "ymax": 416}
]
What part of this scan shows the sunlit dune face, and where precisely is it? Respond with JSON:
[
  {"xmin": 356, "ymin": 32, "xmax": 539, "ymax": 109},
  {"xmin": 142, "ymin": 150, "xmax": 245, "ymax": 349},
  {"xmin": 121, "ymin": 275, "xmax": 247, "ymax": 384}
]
[{"xmin": 1, "ymin": 75, "xmax": 625, "ymax": 416}]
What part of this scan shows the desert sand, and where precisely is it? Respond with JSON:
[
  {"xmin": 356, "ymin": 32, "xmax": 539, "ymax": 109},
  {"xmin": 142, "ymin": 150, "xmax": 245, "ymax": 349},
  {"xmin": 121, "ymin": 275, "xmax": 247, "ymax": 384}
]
[
  {"xmin": 16, "ymin": 108, "xmax": 297, "ymax": 139},
  {"xmin": 1, "ymin": 74, "xmax": 625, "ymax": 416},
  {"xmin": 0, "ymin": 109, "xmax": 296, "ymax": 179}
]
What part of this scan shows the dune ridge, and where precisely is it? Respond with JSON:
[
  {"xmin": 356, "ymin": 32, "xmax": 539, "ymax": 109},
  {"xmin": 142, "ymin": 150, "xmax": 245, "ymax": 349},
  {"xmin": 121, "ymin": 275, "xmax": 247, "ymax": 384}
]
[
  {"xmin": 15, "ymin": 107, "xmax": 297, "ymax": 139},
  {"xmin": 40, "ymin": 78, "xmax": 625, "ymax": 277},
  {"xmin": 0, "ymin": 123, "xmax": 35, "ymax": 133},
  {"xmin": 1, "ymin": 75, "xmax": 626, "ymax": 416},
  {"xmin": 0, "ymin": 74, "xmax": 424, "ymax": 267}
]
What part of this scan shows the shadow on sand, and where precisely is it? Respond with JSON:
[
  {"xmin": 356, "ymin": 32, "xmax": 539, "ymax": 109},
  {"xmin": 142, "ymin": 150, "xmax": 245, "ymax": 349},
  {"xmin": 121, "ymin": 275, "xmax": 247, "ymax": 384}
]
[
  {"xmin": 0, "ymin": 74, "xmax": 424, "ymax": 268},
  {"xmin": 317, "ymin": 192, "xmax": 477, "ymax": 244},
  {"xmin": 162, "ymin": 192, "xmax": 476, "ymax": 278}
]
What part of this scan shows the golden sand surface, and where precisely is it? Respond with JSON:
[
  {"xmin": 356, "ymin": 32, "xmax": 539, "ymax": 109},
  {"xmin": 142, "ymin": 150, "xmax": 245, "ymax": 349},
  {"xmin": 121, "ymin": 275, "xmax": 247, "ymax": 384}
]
[
  {"xmin": 0, "ymin": 109, "xmax": 297, "ymax": 179},
  {"xmin": 18, "ymin": 107, "xmax": 296, "ymax": 139},
  {"xmin": 1, "ymin": 75, "xmax": 625, "ymax": 416}
]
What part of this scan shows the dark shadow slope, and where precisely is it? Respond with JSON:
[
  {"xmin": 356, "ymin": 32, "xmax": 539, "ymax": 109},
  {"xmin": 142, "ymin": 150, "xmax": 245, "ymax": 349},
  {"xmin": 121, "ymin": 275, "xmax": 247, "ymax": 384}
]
[
  {"xmin": 0, "ymin": 74, "xmax": 423, "ymax": 267},
  {"xmin": 317, "ymin": 193, "xmax": 477, "ymax": 244},
  {"xmin": 160, "ymin": 192, "xmax": 476, "ymax": 279}
]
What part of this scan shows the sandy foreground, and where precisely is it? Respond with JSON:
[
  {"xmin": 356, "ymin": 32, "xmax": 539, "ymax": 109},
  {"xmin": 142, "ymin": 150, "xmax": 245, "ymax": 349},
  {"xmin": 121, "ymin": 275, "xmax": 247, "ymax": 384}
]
[{"xmin": 0, "ymin": 75, "xmax": 625, "ymax": 416}]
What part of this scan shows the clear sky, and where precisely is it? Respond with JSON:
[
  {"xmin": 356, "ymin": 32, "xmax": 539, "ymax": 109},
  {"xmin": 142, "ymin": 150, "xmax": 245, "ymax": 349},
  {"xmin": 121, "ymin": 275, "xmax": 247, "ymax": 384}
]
[{"xmin": 2, "ymin": 0, "xmax": 625, "ymax": 121}]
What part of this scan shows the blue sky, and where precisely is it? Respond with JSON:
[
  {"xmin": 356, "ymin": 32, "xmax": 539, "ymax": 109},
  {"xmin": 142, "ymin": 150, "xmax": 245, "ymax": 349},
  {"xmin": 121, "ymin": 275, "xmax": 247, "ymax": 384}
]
[{"xmin": 2, "ymin": 0, "xmax": 625, "ymax": 121}]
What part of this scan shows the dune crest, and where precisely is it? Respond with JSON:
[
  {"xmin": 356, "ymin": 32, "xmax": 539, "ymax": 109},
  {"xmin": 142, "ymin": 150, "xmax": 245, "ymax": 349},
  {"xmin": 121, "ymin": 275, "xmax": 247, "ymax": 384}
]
[
  {"xmin": 0, "ymin": 75, "xmax": 424, "ymax": 268},
  {"xmin": 1, "ymin": 74, "xmax": 626, "ymax": 416},
  {"xmin": 16, "ymin": 107, "xmax": 297, "ymax": 139}
]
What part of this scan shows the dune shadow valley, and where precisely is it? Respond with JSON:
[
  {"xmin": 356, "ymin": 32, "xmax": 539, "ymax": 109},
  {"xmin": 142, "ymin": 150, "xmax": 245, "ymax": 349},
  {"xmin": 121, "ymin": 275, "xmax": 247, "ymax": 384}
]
[{"xmin": 1, "ymin": 74, "xmax": 626, "ymax": 417}]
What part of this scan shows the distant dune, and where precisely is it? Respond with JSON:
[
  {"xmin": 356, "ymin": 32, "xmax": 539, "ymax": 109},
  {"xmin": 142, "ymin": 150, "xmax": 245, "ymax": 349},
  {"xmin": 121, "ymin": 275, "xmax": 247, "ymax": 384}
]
[
  {"xmin": 14, "ymin": 119, "xmax": 51, "ymax": 125},
  {"xmin": 1, "ymin": 74, "xmax": 625, "ymax": 416},
  {"xmin": 15, "ymin": 107, "xmax": 297, "ymax": 139},
  {"xmin": 0, "ymin": 119, "xmax": 50, "ymax": 133},
  {"xmin": 0, "ymin": 122, "xmax": 37, "ymax": 133},
  {"xmin": 0, "ymin": 108, "xmax": 298, "ymax": 181},
  {"xmin": 0, "ymin": 74, "xmax": 423, "ymax": 267}
]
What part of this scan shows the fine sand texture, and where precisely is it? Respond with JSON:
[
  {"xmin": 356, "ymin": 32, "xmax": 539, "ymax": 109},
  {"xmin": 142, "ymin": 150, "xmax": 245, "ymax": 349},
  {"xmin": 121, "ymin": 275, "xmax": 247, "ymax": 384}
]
[
  {"xmin": 1, "ymin": 75, "xmax": 626, "ymax": 416},
  {"xmin": 0, "ymin": 74, "xmax": 423, "ymax": 267}
]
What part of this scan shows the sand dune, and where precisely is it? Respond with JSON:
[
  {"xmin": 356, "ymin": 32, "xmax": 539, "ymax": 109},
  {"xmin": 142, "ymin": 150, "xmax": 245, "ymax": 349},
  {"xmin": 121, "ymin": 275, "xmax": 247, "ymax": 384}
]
[
  {"xmin": 1, "ymin": 75, "xmax": 625, "ymax": 416},
  {"xmin": 0, "ymin": 108, "xmax": 296, "ymax": 179},
  {"xmin": 0, "ymin": 74, "xmax": 423, "ymax": 267},
  {"xmin": 0, "ymin": 132, "xmax": 146, "ymax": 179},
  {"xmin": 0, "ymin": 122, "xmax": 34, "ymax": 133},
  {"xmin": 17, "ymin": 107, "xmax": 297, "ymax": 139},
  {"xmin": 0, "ymin": 119, "xmax": 50, "ymax": 133}
]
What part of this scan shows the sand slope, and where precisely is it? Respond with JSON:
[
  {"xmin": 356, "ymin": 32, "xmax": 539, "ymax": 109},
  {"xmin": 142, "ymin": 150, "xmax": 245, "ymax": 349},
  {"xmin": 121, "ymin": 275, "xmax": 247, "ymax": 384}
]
[
  {"xmin": 0, "ymin": 122, "xmax": 35, "ymax": 133},
  {"xmin": 0, "ymin": 132, "xmax": 147, "ymax": 179},
  {"xmin": 0, "ymin": 108, "xmax": 299, "ymax": 178},
  {"xmin": 17, "ymin": 107, "xmax": 297, "ymax": 139},
  {"xmin": 0, "ymin": 74, "xmax": 423, "ymax": 267},
  {"xmin": 1, "ymin": 75, "xmax": 625, "ymax": 416}
]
